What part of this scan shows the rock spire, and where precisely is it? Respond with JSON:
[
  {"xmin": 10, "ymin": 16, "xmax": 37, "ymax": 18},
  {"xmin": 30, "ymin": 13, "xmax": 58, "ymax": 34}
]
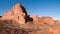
[{"xmin": 1, "ymin": 3, "xmax": 28, "ymax": 25}]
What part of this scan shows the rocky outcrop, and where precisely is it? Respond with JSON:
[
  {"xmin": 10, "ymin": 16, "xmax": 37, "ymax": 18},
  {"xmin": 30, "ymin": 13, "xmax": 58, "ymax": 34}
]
[
  {"xmin": 0, "ymin": 3, "xmax": 60, "ymax": 34},
  {"xmin": 39, "ymin": 16, "xmax": 54, "ymax": 26},
  {"xmin": 1, "ymin": 3, "xmax": 32, "ymax": 25}
]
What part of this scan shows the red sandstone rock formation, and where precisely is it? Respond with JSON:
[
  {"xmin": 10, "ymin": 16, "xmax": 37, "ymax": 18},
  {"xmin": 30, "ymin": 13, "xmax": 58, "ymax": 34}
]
[
  {"xmin": 1, "ymin": 3, "xmax": 28, "ymax": 25},
  {"xmin": 54, "ymin": 20, "xmax": 60, "ymax": 25},
  {"xmin": 0, "ymin": 3, "xmax": 60, "ymax": 34},
  {"xmin": 39, "ymin": 16, "xmax": 54, "ymax": 26}
]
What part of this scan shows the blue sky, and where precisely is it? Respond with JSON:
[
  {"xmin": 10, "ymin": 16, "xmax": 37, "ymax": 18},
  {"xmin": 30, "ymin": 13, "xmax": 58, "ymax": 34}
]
[{"xmin": 0, "ymin": 0, "xmax": 60, "ymax": 20}]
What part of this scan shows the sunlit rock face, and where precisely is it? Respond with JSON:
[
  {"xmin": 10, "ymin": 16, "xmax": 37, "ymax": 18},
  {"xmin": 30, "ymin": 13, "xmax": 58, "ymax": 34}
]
[
  {"xmin": 0, "ymin": 3, "xmax": 60, "ymax": 34},
  {"xmin": 39, "ymin": 16, "xmax": 54, "ymax": 25},
  {"xmin": 30, "ymin": 16, "xmax": 54, "ymax": 26},
  {"xmin": 1, "ymin": 3, "xmax": 28, "ymax": 25}
]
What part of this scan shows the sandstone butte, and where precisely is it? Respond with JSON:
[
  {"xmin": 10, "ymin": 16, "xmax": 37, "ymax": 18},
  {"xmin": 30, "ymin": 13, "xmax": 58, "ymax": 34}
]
[{"xmin": 0, "ymin": 3, "xmax": 60, "ymax": 34}]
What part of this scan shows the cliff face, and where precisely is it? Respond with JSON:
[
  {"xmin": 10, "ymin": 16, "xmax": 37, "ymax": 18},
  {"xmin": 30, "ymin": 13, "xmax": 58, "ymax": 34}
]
[
  {"xmin": 0, "ymin": 3, "xmax": 60, "ymax": 34},
  {"xmin": 1, "ymin": 3, "xmax": 28, "ymax": 25}
]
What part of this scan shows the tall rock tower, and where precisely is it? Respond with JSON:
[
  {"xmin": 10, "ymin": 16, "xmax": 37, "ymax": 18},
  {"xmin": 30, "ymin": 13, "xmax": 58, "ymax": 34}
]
[{"xmin": 2, "ymin": 3, "xmax": 28, "ymax": 25}]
